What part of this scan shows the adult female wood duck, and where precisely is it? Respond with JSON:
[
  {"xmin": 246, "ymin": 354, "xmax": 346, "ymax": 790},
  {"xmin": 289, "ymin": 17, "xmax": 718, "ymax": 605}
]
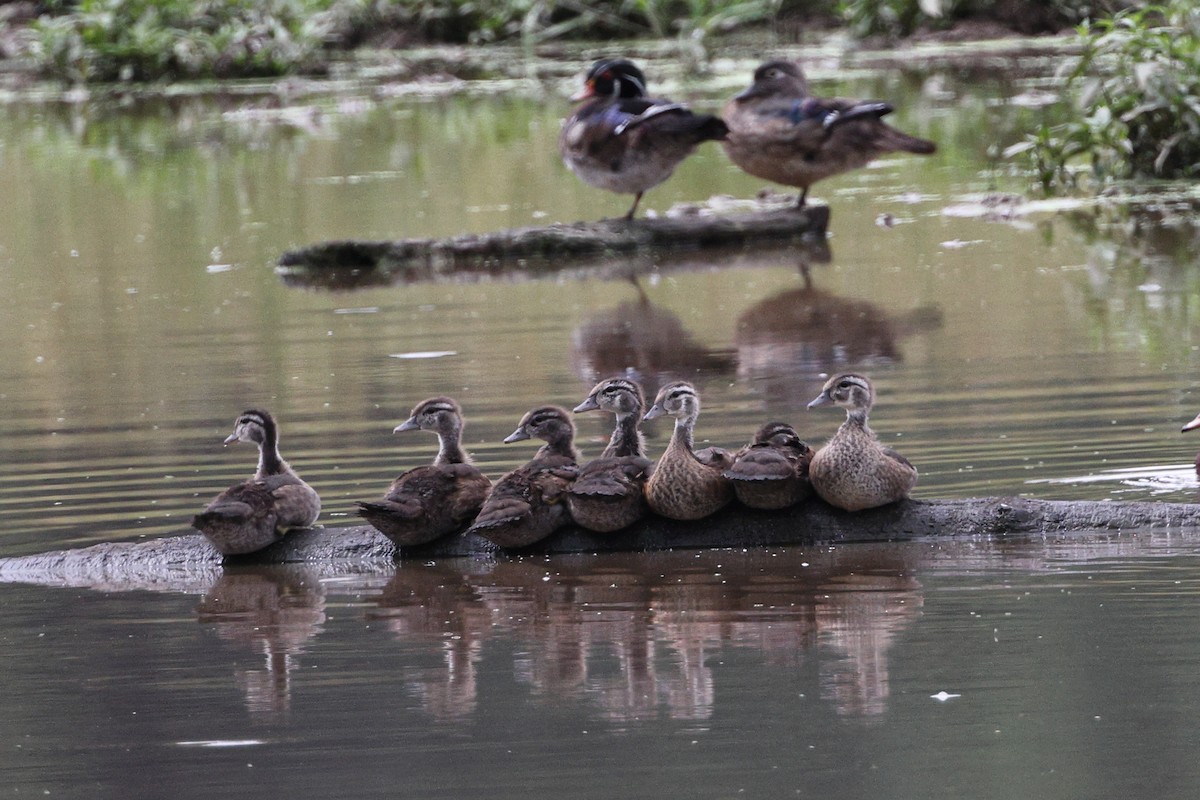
[
  {"xmin": 560, "ymin": 58, "xmax": 729, "ymax": 220},
  {"xmin": 642, "ymin": 381, "xmax": 734, "ymax": 521},
  {"xmin": 806, "ymin": 374, "xmax": 917, "ymax": 511},
  {"xmin": 724, "ymin": 421, "xmax": 813, "ymax": 510},
  {"xmin": 723, "ymin": 60, "xmax": 936, "ymax": 208},
  {"xmin": 1181, "ymin": 412, "xmax": 1200, "ymax": 473},
  {"xmin": 192, "ymin": 409, "xmax": 321, "ymax": 556},
  {"xmin": 568, "ymin": 377, "xmax": 654, "ymax": 532},
  {"xmin": 356, "ymin": 397, "xmax": 492, "ymax": 548},
  {"xmin": 467, "ymin": 406, "xmax": 579, "ymax": 549}
]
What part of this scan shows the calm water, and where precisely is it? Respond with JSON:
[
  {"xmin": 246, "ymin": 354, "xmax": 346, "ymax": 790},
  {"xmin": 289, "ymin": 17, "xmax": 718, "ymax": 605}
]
[{"xmin": 3, "ymin": 40, "xmax": 1200, "ymax": 797}]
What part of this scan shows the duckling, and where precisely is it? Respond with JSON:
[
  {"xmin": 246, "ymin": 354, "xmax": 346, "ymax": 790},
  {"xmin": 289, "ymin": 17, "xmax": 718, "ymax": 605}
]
[
  {"xmin": 642, "ymin": 381, "xmax": 734, "ymax": 520},
  {"xmin": 1180, "ymin": 412, "xmax": 1200, "ymax": 473},
  {"xmin": 192, "ymin": 409, "xmax": 321, "ymax": 556},
  {"xmin": 806, "ymin": 374, "xmax": 917, "ymax": 511},
  {"xmin": 560, "ymin": 58, "xmax": 729, "ymax": 220},
  {"xmin": 722, "ymin": 60, "xmax": 936, "ymax": 208},
  {"xmin": 568, "ymin": 377, "xmax": 655, "ymax": 532},
  {"xmin": 356, "ymin": 397, "xmax": 492, "ymax": 547},
  {"xmin": 467, "ymin": 406, "xmax": 579, "ymax": 549},
  {"xmin": 724, "ymin": 421, "xmax": 814, "ymax": 510}
]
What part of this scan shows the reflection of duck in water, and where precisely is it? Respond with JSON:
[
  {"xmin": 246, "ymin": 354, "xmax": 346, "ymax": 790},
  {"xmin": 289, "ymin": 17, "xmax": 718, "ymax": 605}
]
[
  {"xmin": 570, "ymin": 276, "xmax": 735, "ymax": 387},
  {"xmin": 735, "ymin": 266, "xmax": 941, "ymax": 403}
]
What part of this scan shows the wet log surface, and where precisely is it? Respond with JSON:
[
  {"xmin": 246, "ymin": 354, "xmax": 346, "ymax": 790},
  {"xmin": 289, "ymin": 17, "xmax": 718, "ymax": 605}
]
[
  {"xmin": 275, "ymin": 202, "xmax": 830, "ymax": 289},
  {"xmin": 2, "ymin": 496, "xmax": 1199, "ymax": 588}
]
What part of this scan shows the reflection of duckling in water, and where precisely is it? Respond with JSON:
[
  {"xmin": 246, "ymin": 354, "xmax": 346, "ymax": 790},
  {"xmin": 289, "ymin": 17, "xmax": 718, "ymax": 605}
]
[
  {"xmin": 735, "ymin": 265, "xmax": 941, "ymax": 401},
  {"xmin": 570, "ymin": 276, "xmax": 735, "ymax": 387},
  {"xmin": 196, "ymin": 566, "xmax": 326, "ymax": 718}
]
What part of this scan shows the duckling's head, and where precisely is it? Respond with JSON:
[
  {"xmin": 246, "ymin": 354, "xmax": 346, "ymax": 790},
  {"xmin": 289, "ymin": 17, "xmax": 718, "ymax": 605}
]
[
  {"xmin": 755, "ymin": 421, "xmax": 804, "ymax": 449},
  {"xmin": 574, "ymin": 377, "xmax": 645, "ymax": 418},
  {"xmin": 644, "ymin": 381, "xmax": 700, "ymax": 423},
  {"xmin": 807, "ymin": 374, "xmax": 874, "ymax": 417},
  {"xmin": 395, "ymin": 396, "xmax": 463, "ymax": 436},
  {"xmin": 224, "ymin": 409, "xmax": 276, "ymax": 447},
  {"xmin": 504, "ymin": 406, "xmax": 576, "ymax": 444},
  {"xmin": 572, "ymin": 59, "xmax": 648, "ymax": 102},
  {"xmin": 735, "ymin": 60, "xmax": 809, "ymax": 102}
]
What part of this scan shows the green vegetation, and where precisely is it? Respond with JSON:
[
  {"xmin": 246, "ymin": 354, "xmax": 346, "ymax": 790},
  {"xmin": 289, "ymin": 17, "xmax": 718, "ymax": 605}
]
[
  {"xmin": 5, "ymin": 0, "xmax": 1103, "ymax": 84},
  {"xmin": 1009, "ymin": 1, "xmax": 1200, "ymax": 192},
  {"xmin": 15, "ymin": 0, "xmax": 796, "ymax": 82}
]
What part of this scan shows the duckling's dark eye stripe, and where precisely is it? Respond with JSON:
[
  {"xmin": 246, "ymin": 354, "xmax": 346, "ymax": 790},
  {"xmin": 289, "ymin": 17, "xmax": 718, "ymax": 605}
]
[
  {"xmin": 424, "ymin": 402, "xmax": 456, "ymax": 414},
  {"xmin": 603, "ymin": 380, "xmax": 637, "ymax": 395},
  {"xmin": 237, "ymin": 413, "xmax": 267, "ymax": 428}
]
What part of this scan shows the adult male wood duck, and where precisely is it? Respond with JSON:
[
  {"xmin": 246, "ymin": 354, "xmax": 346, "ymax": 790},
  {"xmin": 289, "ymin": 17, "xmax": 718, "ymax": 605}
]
[
  {"xmin": 560, "ymin": 59, "xmax": 728, "ymax": 220},
  {"xmin": 723, "ymin": 60, "xmax": 936, "ymax": 208}
]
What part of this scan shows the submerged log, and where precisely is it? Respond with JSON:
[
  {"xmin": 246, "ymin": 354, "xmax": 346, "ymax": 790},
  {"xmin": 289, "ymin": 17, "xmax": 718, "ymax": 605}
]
[
  {"xmin": 1, "ymin": 496, "xmax": 1199, "ymax": 588},
  {"xmin": 275, "ymin": 201, "xmax": 830, "ymax": 289}
]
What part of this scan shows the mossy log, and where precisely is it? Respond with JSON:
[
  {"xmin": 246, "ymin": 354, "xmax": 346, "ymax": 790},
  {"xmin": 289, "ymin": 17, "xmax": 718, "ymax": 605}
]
[
  {"xmin": 275, "ymin": 203, "xmax": 830, "ymax": 289},
  {"xmin": 2, "ymin": 496, "xmax": 1199, "ymax": 589}
]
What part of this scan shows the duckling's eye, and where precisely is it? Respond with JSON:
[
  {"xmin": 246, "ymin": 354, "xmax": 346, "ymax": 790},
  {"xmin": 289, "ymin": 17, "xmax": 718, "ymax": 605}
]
[
  {"xmin": 838, "ymin": 380, "xmax": 852, "ymax": 389},
  {"xmin": 765, "ymin": 68, "xmax": 782, "ymax": 79}
]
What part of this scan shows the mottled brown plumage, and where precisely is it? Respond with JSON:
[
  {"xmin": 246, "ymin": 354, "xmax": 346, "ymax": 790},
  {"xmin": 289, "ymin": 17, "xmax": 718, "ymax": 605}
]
[
  {"xmin": 192, "ymin": 409, "xmax": 321, "ymax": 556},
  {"xmin": 642, "ymin": 382, "xmax": 733, "ymax": 521},
  {"xmin": 356, "ymin": 397, "xmax": 492, "ymax": 547},
  {"xmin": 468, "ymin": 406, "xmax": 579, "ymax": 549},
  {"xmin": 723, "ymin": 60, "xmax": 936, "ymax": 208},
  {"xmin": 807, "ymin": 374, "xmax": 917, "ymax": 511},
  {"xmin": 724, "ymin": 421, "xmax": 814, "ymax": 510},
  {"xmin": 568, "ymin": 377, "xmax": 654, "ymax": 532}
]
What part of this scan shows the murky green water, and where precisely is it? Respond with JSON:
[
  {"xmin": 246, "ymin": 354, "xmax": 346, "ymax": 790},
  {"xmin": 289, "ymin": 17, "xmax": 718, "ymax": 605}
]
[{"xmin": 3, "ymin": 42, "xmax": 1200, "ymax": 797}]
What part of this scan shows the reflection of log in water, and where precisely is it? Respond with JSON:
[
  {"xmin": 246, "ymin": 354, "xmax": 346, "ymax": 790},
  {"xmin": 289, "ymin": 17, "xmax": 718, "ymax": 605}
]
[{"xmin": 275, "ymin": 203, "xmax": 830, "ymax": 289}]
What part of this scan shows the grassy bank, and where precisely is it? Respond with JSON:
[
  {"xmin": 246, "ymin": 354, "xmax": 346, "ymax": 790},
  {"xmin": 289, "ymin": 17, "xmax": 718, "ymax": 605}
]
[{"xmin": 1, "ymin": 0, "xmax": 1111, "ymax": 83}]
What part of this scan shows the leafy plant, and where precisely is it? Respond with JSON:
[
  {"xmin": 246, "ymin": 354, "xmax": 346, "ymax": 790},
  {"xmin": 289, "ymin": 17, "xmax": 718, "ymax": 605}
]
[{"xmin": 1009, "ymin": 1, "xmax": 1200, "ymax": 192}]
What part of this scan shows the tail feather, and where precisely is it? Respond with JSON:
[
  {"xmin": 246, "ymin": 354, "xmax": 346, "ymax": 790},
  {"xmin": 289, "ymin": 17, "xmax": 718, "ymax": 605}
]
[{"xmin": 881, "ymin": 127, "xmax": 936, "ymax": 154}]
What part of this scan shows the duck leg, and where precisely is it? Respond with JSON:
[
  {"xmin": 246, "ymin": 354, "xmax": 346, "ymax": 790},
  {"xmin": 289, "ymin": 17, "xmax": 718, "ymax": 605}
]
[{"xmin": 624, "ymin": 191, "xmax": 644, "ymax": 220}]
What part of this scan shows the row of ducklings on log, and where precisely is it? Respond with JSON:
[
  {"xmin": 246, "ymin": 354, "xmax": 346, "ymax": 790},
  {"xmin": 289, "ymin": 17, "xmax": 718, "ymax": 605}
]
[{"xmin": 192, "ymin": 373, "xmax": 917, "ymax": 556}]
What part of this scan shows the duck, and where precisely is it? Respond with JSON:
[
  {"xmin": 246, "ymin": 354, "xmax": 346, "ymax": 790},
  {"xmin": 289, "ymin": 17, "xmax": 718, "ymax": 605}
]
[
  {"xmin": 467, "ymin": 406, "xmax": 580, "ymax": 549},
  {"xmin": 192, "ymin": 409, "xmax": 321, "ymax": 556},
  {"xmin": 1180, "ymin": 412, "xmax": 1200, "ymax": 473},
  {"xmin": 723, "ymin": 421, "xmax": 814, "ymax": 510},
  {"xmin": 560, "ymin": 58, "xmax": 729, "ymax": 220},
  {"xmin": 355, "ymin": 397, "xmax": 493, "ymax": 547},
  {"xmin": 642, "ymin": 381, "xmax": 734, "ymax": 520},
  {"xmin": 806, "ymin": 373, "xmax": 917, "ymax": 511},
  {"xmin": 722, "ymin": 60, "xmax": 936, "ymax": 208},
  {"xmin": 568, "ymin": 377, "xmax": 655, "ymax": 532}
]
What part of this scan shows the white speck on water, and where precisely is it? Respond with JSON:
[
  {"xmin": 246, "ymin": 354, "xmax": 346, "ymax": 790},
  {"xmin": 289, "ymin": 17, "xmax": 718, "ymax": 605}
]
[
  {"xmin": 334, "ymin": 307, "xmax": 379, "ymax": 314},
  {"xmin": 177, "ymin": 739, "xmax": 265, "ymax": 748},
  {"xmin": 931, "ymin": 691, "xmax": 961, "ymax": 702},
  {"xmin": 206, "ymin": 263, "xmax": 234, "ymax": 273},
  {"xmin": 389, "ymin": 351, "xmax": 457, "ymax": 359}
]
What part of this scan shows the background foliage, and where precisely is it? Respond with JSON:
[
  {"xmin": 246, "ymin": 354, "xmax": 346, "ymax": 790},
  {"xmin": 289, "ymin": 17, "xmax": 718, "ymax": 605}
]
[{"xmin": 1009, "ymin": 1, "xmax": 1200, "ymax": 192}]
